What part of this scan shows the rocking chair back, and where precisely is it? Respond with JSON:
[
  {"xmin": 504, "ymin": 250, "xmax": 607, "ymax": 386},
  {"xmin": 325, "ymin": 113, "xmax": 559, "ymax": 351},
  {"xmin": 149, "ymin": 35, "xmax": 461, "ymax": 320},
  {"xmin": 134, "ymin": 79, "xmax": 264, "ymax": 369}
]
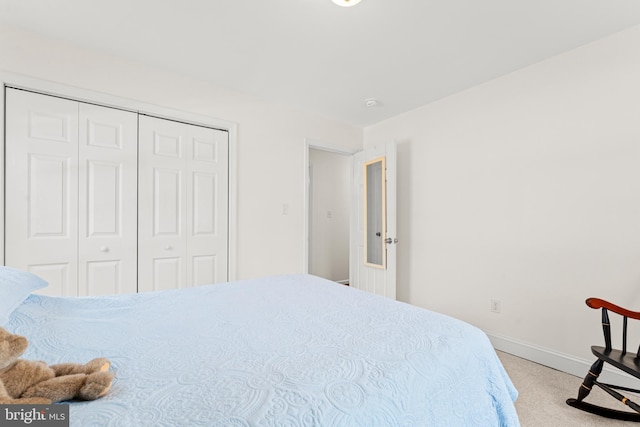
[{"xmin": 566, "ymin": 298, "xmax": 640, "ymax": 421}]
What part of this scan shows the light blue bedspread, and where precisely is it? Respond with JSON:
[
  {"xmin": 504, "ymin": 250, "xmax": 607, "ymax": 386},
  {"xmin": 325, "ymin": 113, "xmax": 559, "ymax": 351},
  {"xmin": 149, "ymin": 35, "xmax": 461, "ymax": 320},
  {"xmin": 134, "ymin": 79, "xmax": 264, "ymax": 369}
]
[{"xmin": 6, "ymin": 274, "xmax": 519, "ymax": 426}]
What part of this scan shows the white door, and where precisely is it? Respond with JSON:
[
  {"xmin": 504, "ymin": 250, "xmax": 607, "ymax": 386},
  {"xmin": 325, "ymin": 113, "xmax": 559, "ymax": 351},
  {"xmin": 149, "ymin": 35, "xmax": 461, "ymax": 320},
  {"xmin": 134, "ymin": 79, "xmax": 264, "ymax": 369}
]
[
  {"xmin": 5, "ymin": 89, "xmax": 80, "ymax": 296},
  {"xmin": 5, "ymin": 89, "xmax": 139, "ymax": 296},
  {"xmin": 349, "ymin": 141, "xmax": 397, "ymax": 299},
  {"xmin": 186, "ymin": 123, "xmax": 229, "ymax": 286},
  {"xmin": 78, "ymin": 103, "xmax": 138, "ymax": 295},
  {"xmin": 138, "ymin": 115, "xmax": 229, "ymax": 291}
]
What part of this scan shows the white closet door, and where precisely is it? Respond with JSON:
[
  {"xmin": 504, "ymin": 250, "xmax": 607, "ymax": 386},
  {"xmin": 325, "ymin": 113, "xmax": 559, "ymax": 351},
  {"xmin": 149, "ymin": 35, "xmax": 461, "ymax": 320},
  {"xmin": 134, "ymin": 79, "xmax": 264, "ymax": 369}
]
[
  {"xmin": 5, "ymin": 89, "xmax": 79, "ymax": 296},
  {"xmin": 186, "ymin": 124, "xmax": 229, "ymax": 286},
  {"xmin": 78, "ymin": 103, "xmax": 138, "ymax": 295},
  {"xmin": 138, "ymin": 115, "xmax": 228, "ymax": 292},
  {"xmin": 5, "ymin": 89, "xmax": 138, "ymax": 296},
  {"xmin": 138, "ymin": 116, "xmax": 188, "ymax": 291}
]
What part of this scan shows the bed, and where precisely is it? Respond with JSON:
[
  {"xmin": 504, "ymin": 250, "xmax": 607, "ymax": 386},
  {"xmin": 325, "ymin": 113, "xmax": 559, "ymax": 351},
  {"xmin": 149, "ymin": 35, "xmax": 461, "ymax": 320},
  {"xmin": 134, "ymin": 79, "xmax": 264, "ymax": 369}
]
[{"xmin": 1, "ymin": 270, "xmax": 520, "ymax": 426}]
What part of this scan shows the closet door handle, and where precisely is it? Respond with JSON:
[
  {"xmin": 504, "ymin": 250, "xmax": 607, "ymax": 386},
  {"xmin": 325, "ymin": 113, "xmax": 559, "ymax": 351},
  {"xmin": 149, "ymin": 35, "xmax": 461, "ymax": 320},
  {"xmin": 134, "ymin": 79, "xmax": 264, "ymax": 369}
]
[
  {"xmin": 100, "ymin": 246, "xmax": 110, "ymax": 253},
  {"xmin": 164, "ymin": 245, "xmax": 173, "ymax": 250}
]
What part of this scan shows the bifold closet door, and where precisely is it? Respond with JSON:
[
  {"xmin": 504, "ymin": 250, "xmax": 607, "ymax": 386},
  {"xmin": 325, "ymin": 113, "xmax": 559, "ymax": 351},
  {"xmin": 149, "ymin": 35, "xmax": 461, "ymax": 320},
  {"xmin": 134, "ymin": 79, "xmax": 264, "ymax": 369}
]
[
  {"xmin": 137, "ymin": 115, "xmax": 229, "ymax": 291},
  {"xmin": 77, "ymin": 103, "xmax": 138, "ymax": 295},
  {"xmin": 5, "ymin": 90, "xmax": 80, "ymax": 296},
  {"xmin": 5, "ymin": 89, "xmax": 138, "ymax": 296}
]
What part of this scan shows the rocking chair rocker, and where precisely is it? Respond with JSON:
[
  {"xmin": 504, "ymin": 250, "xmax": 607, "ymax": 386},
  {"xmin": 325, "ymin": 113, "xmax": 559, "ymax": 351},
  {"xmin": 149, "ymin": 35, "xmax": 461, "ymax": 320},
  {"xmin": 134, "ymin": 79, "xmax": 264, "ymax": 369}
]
[{"xmin": 566, "ymin": 298, "xmax": 640, "ymax": 421}]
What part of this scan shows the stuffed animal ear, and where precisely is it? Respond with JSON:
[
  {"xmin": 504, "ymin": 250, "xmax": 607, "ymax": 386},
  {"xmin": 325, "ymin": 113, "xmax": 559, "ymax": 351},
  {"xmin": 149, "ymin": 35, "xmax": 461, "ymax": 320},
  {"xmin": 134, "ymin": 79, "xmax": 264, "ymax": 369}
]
[{"xmin": 0, "ymin": 333, "xmax": 28, "ymax": 369}]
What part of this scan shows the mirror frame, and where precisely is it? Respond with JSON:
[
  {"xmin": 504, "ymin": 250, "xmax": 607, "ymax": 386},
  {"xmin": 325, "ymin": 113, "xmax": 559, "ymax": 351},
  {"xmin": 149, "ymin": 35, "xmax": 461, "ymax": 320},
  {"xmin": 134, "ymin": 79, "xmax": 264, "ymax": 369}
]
[{"xmin": 363, "ymin": 156, "xmax": 386, "ymax": 269}]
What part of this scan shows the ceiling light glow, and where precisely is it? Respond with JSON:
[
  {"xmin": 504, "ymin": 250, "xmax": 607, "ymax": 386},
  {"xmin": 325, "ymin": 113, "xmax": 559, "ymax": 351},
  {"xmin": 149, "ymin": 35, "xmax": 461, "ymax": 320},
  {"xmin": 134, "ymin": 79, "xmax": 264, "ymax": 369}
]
[{"xmin": 332, "ymin": 0, "xmax": 362, "ymax": 7}]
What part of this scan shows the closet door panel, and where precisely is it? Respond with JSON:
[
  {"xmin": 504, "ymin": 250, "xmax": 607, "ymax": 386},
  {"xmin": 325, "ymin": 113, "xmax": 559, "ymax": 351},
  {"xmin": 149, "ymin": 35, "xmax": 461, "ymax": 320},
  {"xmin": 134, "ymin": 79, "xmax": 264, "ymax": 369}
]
[
  {"xmin": 87, "ymin": 161, "xmax": 120, "ymax": 234},
  {"xmin": 187, "ymin": 124, "xmax": 229, "ymax": 285},
  {"xmin": 29, "ymin": 264, "xmax": 73, "ymax": 297},
  {"xmin": 78, "ymin": 103, "xmax": 138, "ymax": 295},
  {"xmin": 138, "ymin": 115, "xmax": 188, "ymax": 291},
  {"xmin": 192, "ymin": 172, "xmax": 216, "ymax": 234},
  {"xmin": 29, "ymin": 155, "xmax": 71, "ymax": 237},
  {"xmin": 5, "ymin": 89, "xmax": 79, "ymax": 296},
  {"xmin": 153, "ymin": 257, "xmax": 182, "ymax": 291},
  {"xmin": 154, "ymin": 168, "xmax": 182, "ymax": 235},
  {"xmin": 192, "ymin": 255, "xmax": 216, "ymax": 286},
  {"xmin": 86, "ymin": 261, "xmax": 121, "ymax": 296},
  {"xmin": 138, "ymin": 115, "xmax": 229, "ymax": 291}
]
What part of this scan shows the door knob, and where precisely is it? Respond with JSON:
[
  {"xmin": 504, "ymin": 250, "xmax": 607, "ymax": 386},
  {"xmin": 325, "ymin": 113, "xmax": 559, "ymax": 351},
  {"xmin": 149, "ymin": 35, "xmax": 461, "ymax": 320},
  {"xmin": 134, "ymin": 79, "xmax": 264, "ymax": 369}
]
[
  {"xmin": 100, "ymin": 246, "xmax": 109, "ymax": 252},
  {"xmin": 164, "ymin": 245, "xmax": 173, "ymax": 250}
]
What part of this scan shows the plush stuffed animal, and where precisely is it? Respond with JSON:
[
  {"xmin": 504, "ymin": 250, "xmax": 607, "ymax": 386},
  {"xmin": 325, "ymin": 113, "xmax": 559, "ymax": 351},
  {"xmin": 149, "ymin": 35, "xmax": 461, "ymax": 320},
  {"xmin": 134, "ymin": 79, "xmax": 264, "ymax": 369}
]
[{"xmin": 0, "ymin": 327, "xmax": 114, "ymax": 404}]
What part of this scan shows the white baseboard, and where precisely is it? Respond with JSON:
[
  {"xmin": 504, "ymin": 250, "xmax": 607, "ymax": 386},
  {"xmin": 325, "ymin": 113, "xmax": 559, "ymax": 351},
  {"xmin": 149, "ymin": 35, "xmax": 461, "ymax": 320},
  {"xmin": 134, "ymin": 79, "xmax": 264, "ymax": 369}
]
[{"xmin": 486, "ymin": 331, "xmax": 638, "ymax": 390}]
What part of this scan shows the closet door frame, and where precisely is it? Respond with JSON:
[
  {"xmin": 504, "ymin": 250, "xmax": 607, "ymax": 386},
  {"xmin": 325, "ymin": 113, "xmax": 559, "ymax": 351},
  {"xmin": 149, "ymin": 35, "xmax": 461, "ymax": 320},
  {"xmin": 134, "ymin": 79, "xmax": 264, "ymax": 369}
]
[{"xmin": 0, "ymin": 73, "xmax": 238, "ymax": 282}]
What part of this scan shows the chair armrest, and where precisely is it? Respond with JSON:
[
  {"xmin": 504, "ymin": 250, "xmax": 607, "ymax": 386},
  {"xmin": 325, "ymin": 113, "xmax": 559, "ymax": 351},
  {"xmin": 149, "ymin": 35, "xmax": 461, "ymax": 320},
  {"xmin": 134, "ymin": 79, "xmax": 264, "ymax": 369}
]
[{"xmin": 586, "ymin": 298, "xmax": 640, "ymax": 320}]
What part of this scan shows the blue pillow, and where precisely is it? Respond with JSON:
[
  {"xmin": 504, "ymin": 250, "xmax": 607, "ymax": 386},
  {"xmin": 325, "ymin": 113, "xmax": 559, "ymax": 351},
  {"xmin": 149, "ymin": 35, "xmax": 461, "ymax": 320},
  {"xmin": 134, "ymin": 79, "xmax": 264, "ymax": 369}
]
[{"xmin": 0, "ymin": 266, "xmax": 48, "ymax": 324}]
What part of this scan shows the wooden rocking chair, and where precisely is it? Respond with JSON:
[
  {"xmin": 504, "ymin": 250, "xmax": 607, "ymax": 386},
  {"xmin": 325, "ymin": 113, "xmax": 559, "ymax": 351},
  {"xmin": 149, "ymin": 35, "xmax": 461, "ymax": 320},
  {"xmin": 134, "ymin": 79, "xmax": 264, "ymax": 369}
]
[{"xmin": 566, "ymin": 298, "xmax": 640, "ymax": 421}]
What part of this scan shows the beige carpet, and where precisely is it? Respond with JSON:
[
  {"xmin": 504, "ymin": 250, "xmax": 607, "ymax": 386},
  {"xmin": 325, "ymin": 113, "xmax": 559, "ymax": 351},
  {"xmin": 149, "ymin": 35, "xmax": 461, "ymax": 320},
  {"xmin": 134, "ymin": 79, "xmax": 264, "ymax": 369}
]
[{"xmin": 498, "ymin": 351, "xmax": 637, "ymax": 426}]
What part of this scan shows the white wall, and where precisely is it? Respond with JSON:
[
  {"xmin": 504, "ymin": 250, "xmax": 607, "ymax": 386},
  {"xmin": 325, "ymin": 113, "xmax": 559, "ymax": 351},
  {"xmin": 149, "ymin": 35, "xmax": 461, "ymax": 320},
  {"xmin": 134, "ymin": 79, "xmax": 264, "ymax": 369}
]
[
  {"xmin": 364, "ymin": 25, "xmax": 640, "ymax": 372},
  {"xmin": 309, "ymin": 149, "xmax": 351, "ymax": 282},
  {"xmin": 0, "ymin": 25, "xmax": 362, "ymax": 280}
]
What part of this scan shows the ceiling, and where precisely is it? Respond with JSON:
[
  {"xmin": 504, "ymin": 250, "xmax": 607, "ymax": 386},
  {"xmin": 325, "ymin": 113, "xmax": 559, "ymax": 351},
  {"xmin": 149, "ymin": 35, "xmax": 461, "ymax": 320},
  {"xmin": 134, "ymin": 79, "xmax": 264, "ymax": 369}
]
[{"xmin": 1, "ymin": 0, "xmax": 640, "ymax": 127}]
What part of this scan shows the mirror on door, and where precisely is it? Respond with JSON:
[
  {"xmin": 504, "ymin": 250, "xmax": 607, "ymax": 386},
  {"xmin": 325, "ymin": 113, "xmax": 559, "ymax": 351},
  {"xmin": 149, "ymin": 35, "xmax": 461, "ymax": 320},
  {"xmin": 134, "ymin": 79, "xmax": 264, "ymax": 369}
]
[{"xmin": 364, "ymin": 157, "xmax": 386, "ymax": 269}]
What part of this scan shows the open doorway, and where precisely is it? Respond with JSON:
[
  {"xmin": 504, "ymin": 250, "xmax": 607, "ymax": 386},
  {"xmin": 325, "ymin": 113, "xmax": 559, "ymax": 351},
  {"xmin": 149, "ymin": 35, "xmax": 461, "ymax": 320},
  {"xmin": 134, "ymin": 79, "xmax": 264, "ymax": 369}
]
[{"xmin": 304, "ymin": 143, "xmax": 353, "ymax": 284}]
